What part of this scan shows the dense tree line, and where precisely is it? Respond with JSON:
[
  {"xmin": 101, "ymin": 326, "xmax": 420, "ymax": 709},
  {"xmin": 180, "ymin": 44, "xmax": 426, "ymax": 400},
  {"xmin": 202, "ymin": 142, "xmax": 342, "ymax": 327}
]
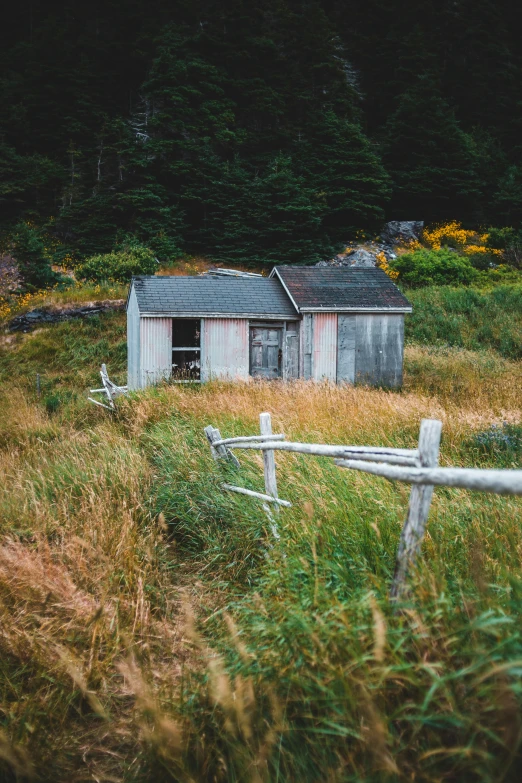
[{"xmin": 1, "ymin": 0, "xmax": 521, "ymax": 265}]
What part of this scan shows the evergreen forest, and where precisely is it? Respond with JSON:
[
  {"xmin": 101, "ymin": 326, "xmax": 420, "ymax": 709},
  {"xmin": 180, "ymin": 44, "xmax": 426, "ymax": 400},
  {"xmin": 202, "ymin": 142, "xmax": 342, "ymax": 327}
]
[{"xmin": 1, "ymin": 0, "xmax": 521, "ymax": 266}]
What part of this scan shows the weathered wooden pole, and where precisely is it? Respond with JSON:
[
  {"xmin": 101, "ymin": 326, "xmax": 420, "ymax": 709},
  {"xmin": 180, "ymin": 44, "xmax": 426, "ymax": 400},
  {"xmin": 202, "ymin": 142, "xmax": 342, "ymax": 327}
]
[
  {"xmin": 260, "ymin": 412, "xmax": 279, "ymax": 509},
  {"xmin": 204, "ymin": 425, "xmax": 241, "ymax": 467},
  {"xmin": 390, "ymin": 419, "xmax": 442, "ymax": 600},
  {"xmin": 222, "ymin": 484, "xmax": 291, "ymax": 507}
]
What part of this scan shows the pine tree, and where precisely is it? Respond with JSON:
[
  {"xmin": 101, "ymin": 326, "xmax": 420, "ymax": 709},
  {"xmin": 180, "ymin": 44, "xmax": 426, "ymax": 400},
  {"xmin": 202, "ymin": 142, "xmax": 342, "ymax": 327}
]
[
  {"xmin": 495, "ymin": 165, "xmax": 522, "ymax": 226},
  {"xmin": 2, "ymin": 0, "xmax": 521, "ymax": 264},
  {"xmin": 295, "ymin": 110, "xmax": 391, "ymax": 242},
  {"xmin": 205, "ymin": 154, "xmax": 327, "ymax": 265},
  {"xmin": 381, "ymin": 75, "xmax": 480, "ymax": 220},
  {"xmin": 9, "ymin": 222, "xmax": 58, "ymax": 289}
]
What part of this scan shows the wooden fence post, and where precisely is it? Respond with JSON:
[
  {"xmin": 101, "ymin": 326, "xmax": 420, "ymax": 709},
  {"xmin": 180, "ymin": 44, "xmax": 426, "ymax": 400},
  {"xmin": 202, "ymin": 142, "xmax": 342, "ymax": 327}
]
[
  {"xmin": 204, "ymin": 425, "xmax": 241, "ymax": 467},
  {"xmin": 390, "ymin": 419, "xmax": 442, "ymax": 600},
  {"xmin": 260, "ymin": 412, "xmax": 278, "ymax": 508}
]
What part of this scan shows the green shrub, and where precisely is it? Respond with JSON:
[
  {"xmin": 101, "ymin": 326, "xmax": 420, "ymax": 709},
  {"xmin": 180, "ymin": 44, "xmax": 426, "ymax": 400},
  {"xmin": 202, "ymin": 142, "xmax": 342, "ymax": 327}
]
[
  {"xmin": 467, "ymin": 422, "xmax": 522, "ymax": 466},
  {"xmin": 43, "ymin": 392, "xmax": 62, "ymax": 414},
  {"xmin": 466, "ymin": 249, "xmax": 498, "ymax": 270},
  {"xmin": 10, "ymin": 222, "xmax": 60, "ymax": 290},
  {"xmin": 75, "ymin": 242, "xmax": 157, "ymax": 283},
  {"xmin": 389, "ymin": 248, "xmax": 477, "ymax": 287},
  {"xmin": 486, "ymin": 226, "xmax": 522, "ymax": 269}
]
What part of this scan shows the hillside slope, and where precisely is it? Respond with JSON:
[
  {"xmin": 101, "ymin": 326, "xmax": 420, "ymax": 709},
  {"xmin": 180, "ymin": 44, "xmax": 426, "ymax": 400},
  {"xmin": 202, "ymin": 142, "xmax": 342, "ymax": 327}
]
[{"xmin": 0, "ymin": 302, "xmax": 521, "ymax": 780}]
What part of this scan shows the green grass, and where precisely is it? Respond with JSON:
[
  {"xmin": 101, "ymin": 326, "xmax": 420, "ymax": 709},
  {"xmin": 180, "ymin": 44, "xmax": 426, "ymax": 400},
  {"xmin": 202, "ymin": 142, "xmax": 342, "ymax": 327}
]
[
  {"xmin": 405, "ymin": 284, "xmax": 522, "ymax": 358},
  {"xmin": 0, "ymin": 293, "xmax": 521, "ymax": 781},
  {"xmin": 0, "ymin": 310, "xmax": 127, "ymax": 387},
  {"xmin": 140, "ymin": 396, "xmax": 522, "ymax": 782}
]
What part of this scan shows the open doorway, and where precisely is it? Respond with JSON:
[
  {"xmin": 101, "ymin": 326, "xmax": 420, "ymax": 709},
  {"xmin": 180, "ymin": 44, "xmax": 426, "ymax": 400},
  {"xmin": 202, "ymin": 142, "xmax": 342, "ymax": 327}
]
[{"xmin": 172, "ymin": 319, "xmax": 201, "ymax": 381}]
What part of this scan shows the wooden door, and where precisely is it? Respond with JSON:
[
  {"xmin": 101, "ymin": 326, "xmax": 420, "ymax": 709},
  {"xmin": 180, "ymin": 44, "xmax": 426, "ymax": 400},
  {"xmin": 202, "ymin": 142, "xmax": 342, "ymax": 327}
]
[{"xmin": 250, "ymin": 326, "xmax": 282, "ymax": 378}]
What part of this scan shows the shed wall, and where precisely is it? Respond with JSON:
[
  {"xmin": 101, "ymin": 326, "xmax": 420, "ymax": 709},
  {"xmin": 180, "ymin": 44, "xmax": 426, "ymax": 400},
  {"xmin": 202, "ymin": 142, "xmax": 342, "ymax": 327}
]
[
  {"xmin": 337, "ymin": 314, "xmax": 356, "ymax": 383},
  {"xmin": 284, "ymin": 322, "xmax": 299, "ymax": 380},
  {"xmin": 302, "ymin": 314, "xmax": 313, "ymax": 380},
  {"xmin": 127, "ymin": 286, "xmax": 141, "ymax": 390},
  {"xmin": 354, "ymin": 314, "xmax": 404, "ymax": 388},
  {"xmin": 140, "ymin": 317, "xmax": 172, "ymax": 387},
  {"xmin": 312, "ymin": 313, "xmax": 338, "ymax": 381},
  {"xmin": 202, "ymin": 318, "xmax": 249, "ymax": 380}
]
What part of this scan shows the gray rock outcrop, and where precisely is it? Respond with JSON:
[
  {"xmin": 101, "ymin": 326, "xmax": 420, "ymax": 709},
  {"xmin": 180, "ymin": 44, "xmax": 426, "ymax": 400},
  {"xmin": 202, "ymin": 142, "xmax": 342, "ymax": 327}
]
[
  {"xmin": 349, "ymin": 248, "xmax": 376, "ymax": 267},
  {"xmin": 380, "ymin": 221, "xmax": 424, "ymax": 244},
  {"xmin": 314, "ymin": 220, "xmax": 423, "ymax": 268}
]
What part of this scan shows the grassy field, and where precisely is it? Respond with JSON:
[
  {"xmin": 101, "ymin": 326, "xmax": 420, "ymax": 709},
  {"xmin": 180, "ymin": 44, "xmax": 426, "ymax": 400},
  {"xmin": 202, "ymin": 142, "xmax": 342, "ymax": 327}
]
[
  {"xmin": 0, "ymin": 299, "xmax": 521, "ymax": 781},
  {"xmin": 406, "ymin": 284, "xmax": 522, "ymax": 359}
]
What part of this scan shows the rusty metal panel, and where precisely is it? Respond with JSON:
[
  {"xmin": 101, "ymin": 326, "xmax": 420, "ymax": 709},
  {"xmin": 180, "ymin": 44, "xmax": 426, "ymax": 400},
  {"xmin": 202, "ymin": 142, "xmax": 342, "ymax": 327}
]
[
  {"xmin": 202, "ymin": 318, "xmax": 249, "ymax": 380},
  {"xmin": 140, "ymin": 317, "xmax": 172, "ymax": 387},
  {"xmin": 337, "ymin": 314, "xmax": 356, "ymax": 383},
  {"xmin": 127, "ymin": 285, "xmax": 141, "ymax": 390},
  {"xmin": 312, "ymin": 313, "xmax": 338, "ymax": 381},
  {"xmin": 355, "ymin": 313, "xmax": 404, "ymax": 388}
]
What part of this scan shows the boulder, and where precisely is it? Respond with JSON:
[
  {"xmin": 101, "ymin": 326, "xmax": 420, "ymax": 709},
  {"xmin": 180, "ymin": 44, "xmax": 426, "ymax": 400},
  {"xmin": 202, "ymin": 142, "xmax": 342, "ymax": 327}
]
[
  {"xmin": 348, "ymin": 248, "xmax": 377, "ymax": 267},
  {"xmin": 380, "ymin": 221, "xmax": 424, "ymax": 245}
]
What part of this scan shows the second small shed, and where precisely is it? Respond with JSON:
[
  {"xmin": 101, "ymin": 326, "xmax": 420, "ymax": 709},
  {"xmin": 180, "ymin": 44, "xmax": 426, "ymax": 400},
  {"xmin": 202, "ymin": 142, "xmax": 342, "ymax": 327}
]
[{"xmin": 271, "ymin": 266, "xmax": 412, "ymax": 387}]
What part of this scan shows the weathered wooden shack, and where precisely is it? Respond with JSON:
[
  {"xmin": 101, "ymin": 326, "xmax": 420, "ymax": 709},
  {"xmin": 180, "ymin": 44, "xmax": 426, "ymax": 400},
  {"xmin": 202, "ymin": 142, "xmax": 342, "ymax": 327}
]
[
  {"xmin": 271, "ymin": 266, "xmax": 412, "ymax": 387},
  {"xmin": 126, "ymin": 267, "xmax": 412, "ymax": 389}
]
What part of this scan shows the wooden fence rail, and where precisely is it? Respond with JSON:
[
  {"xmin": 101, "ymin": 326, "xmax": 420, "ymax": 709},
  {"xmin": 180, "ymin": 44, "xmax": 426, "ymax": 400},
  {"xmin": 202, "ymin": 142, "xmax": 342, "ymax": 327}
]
[
  {"xmin": 204, "ymin": 413, "xmax": 522, "ymax": 599},
  {"xmin": 88, "ymin": 364, "xmax": 128, "ymax": 410}
]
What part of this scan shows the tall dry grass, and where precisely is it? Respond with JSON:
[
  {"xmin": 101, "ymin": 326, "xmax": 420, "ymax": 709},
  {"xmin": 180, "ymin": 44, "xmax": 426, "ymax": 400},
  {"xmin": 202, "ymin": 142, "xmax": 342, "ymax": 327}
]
[{"xmin": 0, "ymin": 325, "xmax": 521, "ymax": 780}]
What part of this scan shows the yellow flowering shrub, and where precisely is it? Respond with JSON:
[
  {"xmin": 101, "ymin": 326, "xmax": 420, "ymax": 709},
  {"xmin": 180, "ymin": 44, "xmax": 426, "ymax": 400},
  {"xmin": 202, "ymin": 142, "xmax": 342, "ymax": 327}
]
[
  {"xmin": 375, "ymin": 250, "xmax": 399, "ymax": 280},
  {"xmin": 423, "ymin": 221, "xmax": 502, "ymax": 257},
  {"xmin": 0, "ymin": 291, "xmax": 43, "ymax": 323}
]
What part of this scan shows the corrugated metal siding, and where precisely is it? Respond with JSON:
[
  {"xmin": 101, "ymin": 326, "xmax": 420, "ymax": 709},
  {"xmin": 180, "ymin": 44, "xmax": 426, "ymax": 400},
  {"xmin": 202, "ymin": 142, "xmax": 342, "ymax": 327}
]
[
  {"xmin": 140, "ymin": 317, "xmax": 172, "ymax": 387},
  {"xmin": 337, "ymin": 314, "xmax": 356, "ymax": 383},
  {"xmin": 127, "ymin": 285, "xmax": 141, "ymax": 390},
  {"xmin": 312, "ymin": 313, "xmax": 338, "ymax": 381},
  {"xmin": 302, "ymin": 313, "xmax": 313, "ymax": 379},
  {"xmin": 202, "ymin": 319, "xmax": 249, "ymax": 380},
  {"xmin": 354, "ymin": 314, "xmax": 404, "ymax": 388}
]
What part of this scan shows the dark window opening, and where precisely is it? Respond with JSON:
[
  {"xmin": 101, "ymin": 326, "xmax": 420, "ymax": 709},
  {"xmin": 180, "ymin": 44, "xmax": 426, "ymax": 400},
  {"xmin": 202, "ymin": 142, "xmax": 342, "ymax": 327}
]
[{"xmin": 172, "ymin": 319, "xmax": 201, "ymax": 380}]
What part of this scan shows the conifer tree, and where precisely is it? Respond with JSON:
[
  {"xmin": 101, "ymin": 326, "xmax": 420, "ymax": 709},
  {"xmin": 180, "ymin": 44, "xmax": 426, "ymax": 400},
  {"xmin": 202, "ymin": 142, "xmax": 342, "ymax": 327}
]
[
  {"xmin": 9, "ymin": 222, "xmax": 58, "ymax": 290},
  {"xmin": 205, "ymin": 154, "xmax": 327, "ymax": 265},
  {"xmin": 381, "ymin": 75, "xmax": 480, "ymax": 220},
  {"xmin": 295, "ymin": 111, "xmax": 391, "ymax": 241},
  {"xmin": 495, "ymin": 165, "xmax": 522, "ymax": 226}
]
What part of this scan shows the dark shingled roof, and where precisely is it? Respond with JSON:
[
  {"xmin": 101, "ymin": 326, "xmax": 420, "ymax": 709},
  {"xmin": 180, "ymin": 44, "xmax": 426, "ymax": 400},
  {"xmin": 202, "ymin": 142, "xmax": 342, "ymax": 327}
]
[
  {"xmin": 273, "ymin": 266, "xmax": 412, "ymax": 311},
  {"xmin": 131, "ymin": 275, "xmax": 299, "ymax": 318}
]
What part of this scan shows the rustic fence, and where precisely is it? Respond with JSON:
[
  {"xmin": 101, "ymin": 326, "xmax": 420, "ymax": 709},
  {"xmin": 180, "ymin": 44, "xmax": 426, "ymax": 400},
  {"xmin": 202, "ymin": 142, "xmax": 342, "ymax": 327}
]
[
  {"xmin": 88, "ymin": 364, "xmax": 128, "ymax": 410},
  {"xmin": 205, "ymin": 414, "xmax": 522, "ymax": 599}
]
